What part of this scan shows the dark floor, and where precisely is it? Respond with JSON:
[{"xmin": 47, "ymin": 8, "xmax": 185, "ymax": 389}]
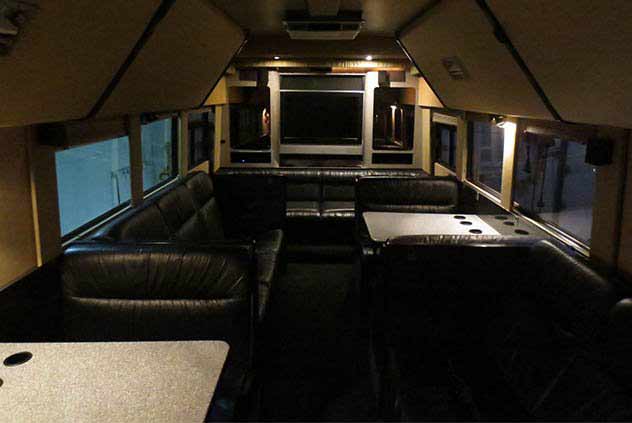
[{"xmin": 258, "ymin": 257, "xmax": 377, "ymax": 421}]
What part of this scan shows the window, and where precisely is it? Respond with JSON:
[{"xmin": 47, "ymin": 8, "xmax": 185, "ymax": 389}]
[
  {"xmin": 513, "ymin": 128, "xmax": 596, "ymax": 245},
  {"xmin": 468, "ymin": 121, "xmax": 504, "ymax": 193},
  {"xmin": 56, "ymin": 136, "xmax": 131, "ymax": 237},
  {"xmin": 142, "ymin": 117, "xmax": 178, "ymax": 191},
  {"xmin": 188, "ymin": 110, "xmax": 214, "ymax": 169},
  {"xmin": 373, "ymin": 87, "xmax": 415, "ymax": 151},
  {"xmin": 434, "ymin": 122, "xmax": 457, "ymax": 170},
  {"xmin": 230, "ymin": 87, "xmax": 271, "ymax": 151}
]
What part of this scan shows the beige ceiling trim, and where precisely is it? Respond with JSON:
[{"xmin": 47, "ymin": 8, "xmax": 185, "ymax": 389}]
[
  {"xmin": 0, "ymin": 0, "xmax": 160, "ymax": 128},
  {"xmin": 398, "ymin": 0, "xmax": 553, "ymax": 120},
  {"xmin": 234, "ymin": 58, "xmax": 410, "ymax": 70},
  {"xmin": 98, "ymin": 0, "xmax": 246, "ymax": 118}
]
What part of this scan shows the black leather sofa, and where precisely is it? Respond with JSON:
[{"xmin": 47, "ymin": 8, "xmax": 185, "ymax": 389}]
[
  {"xmin": 215, "ymin": 167, "xmax": 431, "ymax": 221},
  {"xmin": 88, "ymin": 171, "xmax": 284, "ymax": 321},
  {"xmin": 380, "ymin": 236, "xmax": 632, "ymax": 421}
]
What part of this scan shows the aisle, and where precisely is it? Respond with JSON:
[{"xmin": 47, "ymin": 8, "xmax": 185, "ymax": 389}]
[{"xmin": 258, "ymin": 259, "xmax": 377, "ymax": 421}]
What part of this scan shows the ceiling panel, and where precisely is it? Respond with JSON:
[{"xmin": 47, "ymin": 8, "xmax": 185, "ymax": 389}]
[
  {"xmin": 98, "ymin": 0, "xmax": 245, "ymax": 118},
  {"xmin": 212, "ymin": 0, "xmax": 434, "ymax": 35},
  {"xmin": 399, "ymin": 0, "xmax": 552, "ymax": 119},
  {"xmin": 489, "ymin": 0, "xmax": 632, "ymax": 128},
  {"xmin": 0, "ymin": 0, "xmax": 160, "ymax": 128}
]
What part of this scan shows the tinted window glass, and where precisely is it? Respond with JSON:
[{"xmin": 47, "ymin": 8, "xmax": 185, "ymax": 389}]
[
  {"xmin": 56, "ymin": 136, "xmax": 131, "ymax": 236},
  {"xmin": 514, "ymin": 130, "xmax": 595, "ymax": 245},
  {"xmin": 188, "ymin": 110, "xmax": 214, "ymax": 169},
  {"xmin": 142, "ymin": 118, "xmax": 177, "ymax": 191},
  {"xmin": 468, "ymin": 121, "xmax": 504, "ymax": 193},
  {"xmin": 434, "ymin": 123, "xmax": 457, "ymax": 170}
]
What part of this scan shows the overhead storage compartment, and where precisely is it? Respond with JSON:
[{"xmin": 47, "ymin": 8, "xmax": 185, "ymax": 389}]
[
  {"xmin": 488, "ymin": 0, "xmax": 632, "ymax": 129},
  {"xmin": 398, "ymin": 0, "xmax": 553, "ymax": 120},
  {"xmin": 0, "ymin": 0, "xmax": 160, "ymax": 128},
  {"xmin": 97, "ymin": 0, "xmax": 245, "ymax": 118}
]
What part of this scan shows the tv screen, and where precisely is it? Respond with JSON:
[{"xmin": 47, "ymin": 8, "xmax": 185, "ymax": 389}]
[{"xmin": 281, "ymin": 92, "xmax": 363, "ymax": 145}]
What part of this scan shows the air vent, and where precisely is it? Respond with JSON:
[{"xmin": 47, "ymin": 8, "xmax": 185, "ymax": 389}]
[
  {"xmin": 283, "ymin": 19, "xmax": 364, "ymax": 40},
  {"xmin": 0, "ymin": 0, "xmax": 38, "ymax": 55},
  {"xmin": 442, "ymin": 57, "xmax": 468, "ymax": 80}
]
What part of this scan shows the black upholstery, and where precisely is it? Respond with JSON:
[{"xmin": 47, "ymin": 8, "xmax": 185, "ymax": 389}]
[
  {"xmin": 62, "ymin": 241, "xmax": 253, "ymax": 343},
  {"xmin": 61, "ymin": 241, "xmax": 255, "ymax": 419},
  {"xmin": 215, "ymin": 167, "xmax": 430, "ymax": 221},
  {"xmin": 90, "ymin": 172, "xmax": 284, "ymax": 322},
  {"xmin": 355, "ymin": 176, "xmax": 460, "ymax": 257},
  {"xmin": 379, "ymin": 237, "xmax": 632, "ymax": 421},
  {"xmin": 214, "ymin": 174, "xmax": 286, "ymax": 237}
]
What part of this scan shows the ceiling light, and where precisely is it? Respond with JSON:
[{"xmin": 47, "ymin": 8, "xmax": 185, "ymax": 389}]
[
  {"xmin": 273, "ymin": 56, "xmax": 280, "ymax": 60},
  {"xmin": 365, "ymin": 55, "xmax": 373, "ymax": 61},
  {"xmin": 492, "ymin": 115, "xmax": 506, "ymax": 128}
]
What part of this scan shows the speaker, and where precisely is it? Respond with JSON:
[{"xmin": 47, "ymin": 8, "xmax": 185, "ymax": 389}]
[{"xmin": 585, "ymin": 137, "xmax": 613, "ymax": 166}]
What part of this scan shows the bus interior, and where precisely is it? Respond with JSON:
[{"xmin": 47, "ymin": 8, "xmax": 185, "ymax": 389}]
[{"xmin": 2, "ymin": 1, "xmax": 632, "ymax": 421}]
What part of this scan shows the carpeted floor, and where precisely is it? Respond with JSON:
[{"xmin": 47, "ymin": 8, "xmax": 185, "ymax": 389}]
[{"xmin": 258, "ymin": 259, "xmax": 377, "ymax": 421}]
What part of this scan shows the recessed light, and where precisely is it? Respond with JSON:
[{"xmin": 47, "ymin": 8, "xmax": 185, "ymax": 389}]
[
  {"xmin": 365, "ymin": 55, "xmax": 373, "ymax": 61},
  {"xmin": 273, "ymin": 56, "xmax": 280, "ymax": 60}
]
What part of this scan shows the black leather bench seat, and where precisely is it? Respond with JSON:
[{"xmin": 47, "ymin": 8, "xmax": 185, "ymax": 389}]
[
  {"xmin": 89, "ymin": 172, "xmax": 284, "ymax": 322},
  {"xmin": 215, "ymin": 167, "xmax": 431, "ymax": 222}
]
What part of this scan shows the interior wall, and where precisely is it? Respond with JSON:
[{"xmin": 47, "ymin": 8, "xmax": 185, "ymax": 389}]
[{"xmin": 0, "ymin": 127, "xmax": 38, "ymax": 289}]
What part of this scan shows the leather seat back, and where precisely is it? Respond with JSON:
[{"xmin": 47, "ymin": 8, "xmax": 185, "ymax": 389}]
[
  {"xmin": 214, "ymin": 174, "xmax": 286, "ymax": 237},
  {"xmin": 356, "ymin": 176, "xmax": 458, "ymax": 214},
  {"xmin": 185, "ymin": 172, "xmax": 225, "ymax": 240},
  {"xmin": 91, "ymin": 200, "xmax": 171, "ymax": 242},
  {"xmin": 61, "ymin": 241, "xmax": 253, "ymax": 343},
  {"xmin": 156, "ymin": 184, "xmax": 210, "ymax": 242}
]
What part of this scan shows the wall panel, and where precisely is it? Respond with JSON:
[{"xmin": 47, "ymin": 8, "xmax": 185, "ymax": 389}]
[{"xmin": 0, "ymin": 128, "xmax": 37, "ymax": 288}]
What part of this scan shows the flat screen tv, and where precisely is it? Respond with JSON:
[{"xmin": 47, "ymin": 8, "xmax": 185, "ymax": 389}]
[{"xmin": 281, "ymin": 92, "xmax": 363, "ymax": 145}]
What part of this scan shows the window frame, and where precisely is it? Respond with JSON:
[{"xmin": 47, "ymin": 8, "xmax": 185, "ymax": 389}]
[
  {"xmin": 466, "ymin": 119, "xmax": 504, "ymax": 199},
  {"xmin": 188, "ymin": 108, "xmax": 214, "ymax": 170},
  {"xmin": 511, "ymin": 121, "xmax": 596, "ymax": 249},
  {"xmin": 56, "ymin": 134, "xmax": 133, "ymax": 243},
  {"xmin": 141, "ymin": 115, "xmax": 180, "ymax": 195},
  {"xmin": 432, "ymin": 122, "xmax": 458, "ymax": 171}
]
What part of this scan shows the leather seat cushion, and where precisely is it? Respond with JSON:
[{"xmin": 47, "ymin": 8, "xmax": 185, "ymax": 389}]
[
  {"xmin": 255, "ymin": 229, "xmax": 284, "ymax": 255},
  {"xmin": 321, "ymin": 201, "xmax": 355, "ymax": 219},
  {"xmin": 287, "ymin": 201, "xmax": 321, "ymax": 218}
]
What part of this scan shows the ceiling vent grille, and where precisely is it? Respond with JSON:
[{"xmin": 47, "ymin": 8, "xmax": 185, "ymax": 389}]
[
  {"xmin": 442, "ymin": 57, "xmax": 468, "ymax": 80},
  {"xmin": 283, "ymin": 19, "xmax": 364, "ymax": 40}
]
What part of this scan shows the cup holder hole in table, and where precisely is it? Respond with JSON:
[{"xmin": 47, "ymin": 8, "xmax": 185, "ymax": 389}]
[
  {"xmin": 494, "ymin": 216, "xmax": 508, "ymax": 220},
  {"xmin": 469, "ymin": 229, "xmax": 483, "ymax": 234},
  {"xmin": 503, "ymin": 221, "xmax": 515, "ymax": 226},
  {"xmin": 460, "ymin": 221, "xmax": 473, "ymax": 226},
  {"xmin": 515, "ymin": 229, "xmax": 530, "ymax": 235},
  {"xmin": 453, "ymin": 215, "xmax": 466, "ymax": 220},
  {"xmin": 4, "ymin": 352, "xmax": 32, "ymax": 367}
]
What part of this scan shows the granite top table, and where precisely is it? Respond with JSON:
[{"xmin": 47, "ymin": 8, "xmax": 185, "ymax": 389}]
[
  {"xmin": 0, "ymin": 341, "xmax": 229, "ymax": 423},
  {"xmin": 363, "ymin": 212, "xmax": 500, "ymax": 242}
]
